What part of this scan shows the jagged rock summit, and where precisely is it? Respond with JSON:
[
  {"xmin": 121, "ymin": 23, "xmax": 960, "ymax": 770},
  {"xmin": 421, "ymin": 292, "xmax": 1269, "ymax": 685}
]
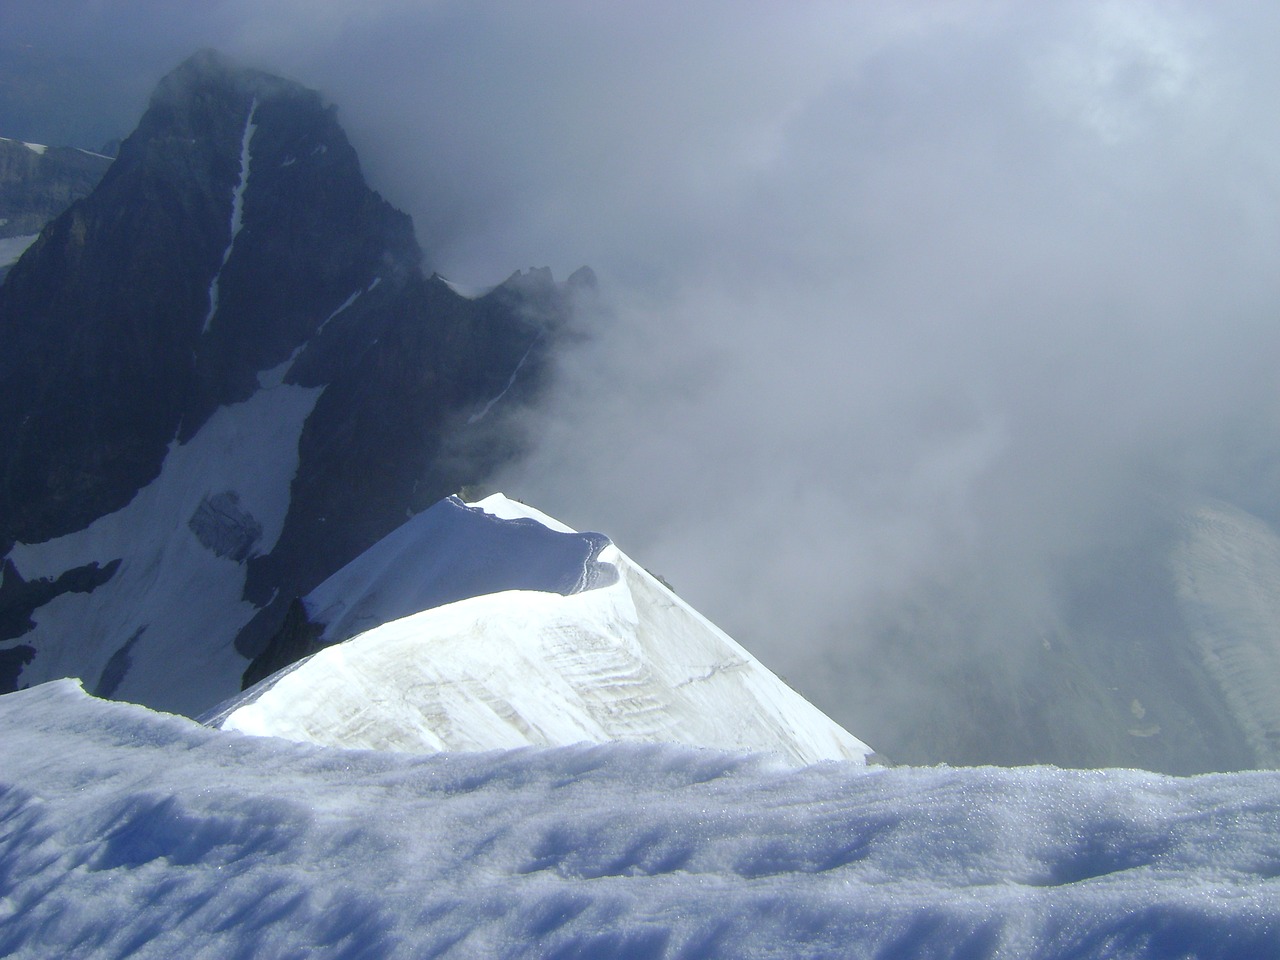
[
  {"xmin": 208, "ymin": 494, "xmax": 876, "ymax": 765},
  {"xmin": 0, "ymin": 51, "xmax": 582, "ymax": 713},
  {"xmin": 1, "ymin": 49, "xmax": 421, "ymax": 548}
]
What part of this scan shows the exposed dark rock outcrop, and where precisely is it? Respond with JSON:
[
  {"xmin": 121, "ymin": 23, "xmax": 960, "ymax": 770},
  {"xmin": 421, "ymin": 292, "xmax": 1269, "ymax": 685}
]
[
  {"xmin": 0, "ymin": 50, "xmax": 424, "ymax": 550},
  {"xmin": 241, "ymin": 598, "xmax": 324, "ymax": 691},
  {"xmin": 0, "ymin": 644, "xmax": 34, "ymax": 693}
]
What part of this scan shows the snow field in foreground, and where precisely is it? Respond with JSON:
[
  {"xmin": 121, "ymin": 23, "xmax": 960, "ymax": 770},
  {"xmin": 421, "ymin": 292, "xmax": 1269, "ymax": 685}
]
[{"xmin": 4, "ymin": 680, "xmax": 1280, "ymax": 959}]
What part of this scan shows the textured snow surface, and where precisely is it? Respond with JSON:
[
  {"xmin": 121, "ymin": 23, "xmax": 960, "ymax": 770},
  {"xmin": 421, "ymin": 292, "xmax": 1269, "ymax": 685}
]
[
  {"xmin": 211, "ymin": 495, "xmax": 870, "ymax": 765},
  {"xmin": 5, "ymin": 680, "xmax": 1280, "ymax": 960}
]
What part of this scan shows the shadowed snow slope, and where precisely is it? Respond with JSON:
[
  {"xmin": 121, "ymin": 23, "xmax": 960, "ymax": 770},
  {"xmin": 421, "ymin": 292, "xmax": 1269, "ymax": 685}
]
[
  {"xmin": 208, "ymin": 495, "xmax": 872, "ymax": 765},
  {"xmin": 5, "ymin": 679, "xmax": 1280, "ymax": 959},
  {"xmin": 4, "ymin": 381, "xmax": 321, "ymax": 715},
  {"xmin": 297, "ymin": 495, "xmax": 616, "ymax": 647}
]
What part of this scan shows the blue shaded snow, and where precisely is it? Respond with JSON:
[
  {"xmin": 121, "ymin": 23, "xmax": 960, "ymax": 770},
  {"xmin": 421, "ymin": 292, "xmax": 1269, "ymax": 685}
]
[
  {"xmin": 5, "ymin": 679, "xmax": 1280, "ymax": 959},
  {"xmin": 305, "ymin": 496, "xmax": 616, "ymax": 645}
]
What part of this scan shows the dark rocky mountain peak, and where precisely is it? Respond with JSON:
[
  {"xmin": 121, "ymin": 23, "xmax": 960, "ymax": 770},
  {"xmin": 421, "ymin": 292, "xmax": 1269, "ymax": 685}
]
[
  {"xmin": 0, "ymin": 51, "xmax": 419, "ymax": 548},
  {"xmin": 0, "ymin": 52, "xmax": 587, "ymax": 713}
]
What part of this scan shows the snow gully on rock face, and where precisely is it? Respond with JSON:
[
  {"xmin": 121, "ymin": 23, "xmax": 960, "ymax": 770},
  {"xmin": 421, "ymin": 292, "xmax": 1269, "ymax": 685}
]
[
  {"xmin": 468, "ymin": 332, "xmax": 542, "ymax": 423},
  {"xmin": 202, "ymin": 98, "xmax": 257, "ymax": 334}
]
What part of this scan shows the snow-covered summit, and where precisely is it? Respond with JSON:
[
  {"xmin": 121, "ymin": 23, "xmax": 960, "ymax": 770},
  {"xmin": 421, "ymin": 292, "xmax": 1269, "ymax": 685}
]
[
  {"xmin": 292, "ymin": 494, "xmax": 616, "ymax": 649},
  {"xmin": 209, "ymin": 494, "xmax": 873, "ymax": 765}
]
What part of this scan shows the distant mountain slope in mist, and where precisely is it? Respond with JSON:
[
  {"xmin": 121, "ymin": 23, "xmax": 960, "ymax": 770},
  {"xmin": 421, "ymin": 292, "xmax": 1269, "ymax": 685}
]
[
  {"xmin": 843, "ymin": 498, "xmax": 1280, "ymax": 775},
  {"xmin": 1173, "ymin": 501, "xmax": 1280, "ymax": 766},
  {"xmin": 0, "ymin": 134, "xmax": 112, "ymax": 281}
]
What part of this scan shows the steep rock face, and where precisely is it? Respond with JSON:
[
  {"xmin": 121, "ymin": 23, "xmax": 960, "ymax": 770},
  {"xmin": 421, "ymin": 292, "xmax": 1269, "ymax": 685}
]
[
  {"xmin": 0, "ymin": 50, "xmax": 422, "ymax": 548},
  {"xmin": 0, "ymin": 51, "xmax": 580, "ymax": 712}
]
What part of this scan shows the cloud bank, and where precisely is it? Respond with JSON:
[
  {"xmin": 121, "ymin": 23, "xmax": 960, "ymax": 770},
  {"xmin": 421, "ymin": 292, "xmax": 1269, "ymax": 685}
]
[{"xmin": 6, "ymin": 2, "xmax": 1280, "ymax": 765}]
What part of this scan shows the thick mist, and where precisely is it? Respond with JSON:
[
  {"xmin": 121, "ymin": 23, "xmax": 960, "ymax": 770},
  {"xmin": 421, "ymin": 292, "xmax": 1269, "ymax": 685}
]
[{"xmin": 7, "ymin": 2, "xmax": 1280, "ymax": 767}]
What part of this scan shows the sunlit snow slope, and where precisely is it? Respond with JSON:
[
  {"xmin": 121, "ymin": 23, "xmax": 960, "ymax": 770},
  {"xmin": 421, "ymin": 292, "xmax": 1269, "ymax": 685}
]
[
  {"xmin": 209, "ymin": 495, "xmax": 872, "ymax": 765},
  {"xmin": 5, "ymin": 680, "xmax": 1280, "ymax": 960}
]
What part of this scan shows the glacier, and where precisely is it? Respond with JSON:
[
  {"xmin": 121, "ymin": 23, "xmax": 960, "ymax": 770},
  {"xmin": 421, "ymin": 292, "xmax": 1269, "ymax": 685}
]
[
  {"xmin": 3, "ymin": 678, "xmax": 1280, "ymax": 959},
  {"xmin": 1173, "ymin": 500, "xmax": 1280, "ymax": 766}
]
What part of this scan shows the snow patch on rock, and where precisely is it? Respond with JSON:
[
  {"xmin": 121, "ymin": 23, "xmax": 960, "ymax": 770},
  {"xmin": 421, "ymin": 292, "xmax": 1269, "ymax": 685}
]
[{"xmin": 6, "ymin": 381, "xmax": 321, "ymax": 715}]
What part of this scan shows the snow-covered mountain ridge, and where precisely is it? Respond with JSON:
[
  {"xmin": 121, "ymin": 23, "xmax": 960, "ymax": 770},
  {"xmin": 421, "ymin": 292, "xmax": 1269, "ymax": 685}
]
[{"xmin": 208, "ymin": 494, "xmax": 873, "ymax": 766}]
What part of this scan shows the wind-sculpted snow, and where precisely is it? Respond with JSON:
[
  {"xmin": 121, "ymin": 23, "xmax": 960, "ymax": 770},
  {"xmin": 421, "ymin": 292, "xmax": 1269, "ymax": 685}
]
[
  {"xmin": 301, "ymin": 495, "xmax": 616, "ymax": 647},
  {"xmin": 4, "ymin": 680, "xmax": 1280, "ymax": 959}
]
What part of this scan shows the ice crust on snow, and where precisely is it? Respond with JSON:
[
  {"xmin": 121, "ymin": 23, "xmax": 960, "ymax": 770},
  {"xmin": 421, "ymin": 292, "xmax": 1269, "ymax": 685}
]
[
  {"xmin": 5, "ymin": 678, "xmax": 1280, "ymax": 959},
  {"xmin": 211, "ymin": 494, "xmax": 871, "ymax": 765}
]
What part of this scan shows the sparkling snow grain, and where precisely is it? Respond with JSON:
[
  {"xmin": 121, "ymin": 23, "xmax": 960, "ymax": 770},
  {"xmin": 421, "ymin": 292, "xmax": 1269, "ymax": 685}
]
[{"xmin": 4, "ymin": 680, "xmax": 1280, "ymax": 959}]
